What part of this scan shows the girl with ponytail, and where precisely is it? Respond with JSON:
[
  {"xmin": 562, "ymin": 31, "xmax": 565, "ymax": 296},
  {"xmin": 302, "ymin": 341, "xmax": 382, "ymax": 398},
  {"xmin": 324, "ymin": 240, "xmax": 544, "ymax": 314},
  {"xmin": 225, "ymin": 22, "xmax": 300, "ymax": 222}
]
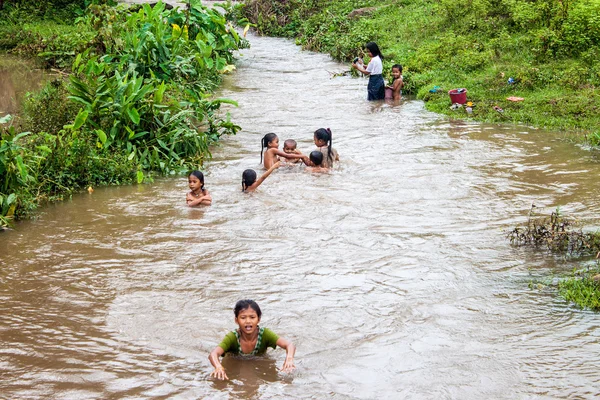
[
  {"xmin": 313, "ymin": 128, "xmax": 339, "ymax": 168},
  {"xmin": 260, "ymin": 133, "xmax": 307, "ymax": 169}
]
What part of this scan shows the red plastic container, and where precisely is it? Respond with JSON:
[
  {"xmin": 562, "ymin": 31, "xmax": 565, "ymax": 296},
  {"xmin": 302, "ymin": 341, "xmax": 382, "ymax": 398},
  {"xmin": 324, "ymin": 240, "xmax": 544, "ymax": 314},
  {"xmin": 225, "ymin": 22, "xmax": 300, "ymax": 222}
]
[{"xmin": 448, "ymin": 88, "xmax": 467, "ymax": 104}]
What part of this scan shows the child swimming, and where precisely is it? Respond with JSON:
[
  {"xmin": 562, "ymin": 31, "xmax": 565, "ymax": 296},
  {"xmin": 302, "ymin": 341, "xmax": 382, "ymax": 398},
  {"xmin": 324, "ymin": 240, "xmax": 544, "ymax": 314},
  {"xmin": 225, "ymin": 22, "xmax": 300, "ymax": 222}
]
[
  {"xmin": 313, "ymin": 128, "xmax": 339, "ymax": 168},
  {"xmin": 242, "ymin": 161, "xmax": 281, "ymax": 192},
  {"xmin": 261, "ymin": 133, "xmax": 307, "ymax": 169},
  {"xmin": 385, "ymin": 64, "xmax": 403, "ymax": 101},
  {"xmin": 186, "ymin": 170, "xmax": 212, "ymax": 206},
  {"xmin": 208, "ymin": 299, "xmax": 296, "ymax": 380}
]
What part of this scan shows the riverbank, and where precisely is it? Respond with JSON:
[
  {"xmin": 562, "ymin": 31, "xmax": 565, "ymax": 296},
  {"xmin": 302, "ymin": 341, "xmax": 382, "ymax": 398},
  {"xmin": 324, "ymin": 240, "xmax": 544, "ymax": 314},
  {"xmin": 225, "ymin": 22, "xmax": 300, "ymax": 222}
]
[
  {"xmin": 0, "ymin": 0, "xmax": 243, "ymax": 226},
  {"xmin": 238, "ymin": 0, "xmax": 600, "ymax": 146}
]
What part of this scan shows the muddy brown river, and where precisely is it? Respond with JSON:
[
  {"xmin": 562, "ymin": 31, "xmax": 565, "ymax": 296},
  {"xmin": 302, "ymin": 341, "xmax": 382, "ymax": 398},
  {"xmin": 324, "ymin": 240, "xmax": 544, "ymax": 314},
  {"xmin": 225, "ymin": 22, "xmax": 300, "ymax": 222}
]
[
  {"xmin": 1, "ymin": 33, "xmax": 600, "ymax": 399},
  {"xmin": 0, "ymin": 55, "xmax": 54, "ymax": 119}
]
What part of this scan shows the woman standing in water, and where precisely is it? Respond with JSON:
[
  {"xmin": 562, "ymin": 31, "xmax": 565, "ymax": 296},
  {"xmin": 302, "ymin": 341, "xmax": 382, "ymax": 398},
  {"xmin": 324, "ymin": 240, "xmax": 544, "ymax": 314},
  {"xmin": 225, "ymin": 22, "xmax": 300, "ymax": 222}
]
[{"xmin": 352, "ymin": 42, "xmax": 385, "ymax": 101}]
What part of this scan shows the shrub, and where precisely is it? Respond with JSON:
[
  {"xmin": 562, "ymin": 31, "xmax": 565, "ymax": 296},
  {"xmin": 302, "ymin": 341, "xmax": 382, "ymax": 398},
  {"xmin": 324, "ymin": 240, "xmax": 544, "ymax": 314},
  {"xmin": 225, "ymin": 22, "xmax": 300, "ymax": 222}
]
[{"xmin": 21, "ymin": 78, "xmax": 80, "ymax": 135}]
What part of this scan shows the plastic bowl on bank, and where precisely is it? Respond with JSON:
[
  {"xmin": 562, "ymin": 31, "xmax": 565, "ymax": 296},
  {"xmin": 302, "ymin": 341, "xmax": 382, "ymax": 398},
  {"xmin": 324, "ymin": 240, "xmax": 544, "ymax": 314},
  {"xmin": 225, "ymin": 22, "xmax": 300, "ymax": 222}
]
[{"xmin": 448, "ymin": 88, "xmax": 467, "ymax": 104}]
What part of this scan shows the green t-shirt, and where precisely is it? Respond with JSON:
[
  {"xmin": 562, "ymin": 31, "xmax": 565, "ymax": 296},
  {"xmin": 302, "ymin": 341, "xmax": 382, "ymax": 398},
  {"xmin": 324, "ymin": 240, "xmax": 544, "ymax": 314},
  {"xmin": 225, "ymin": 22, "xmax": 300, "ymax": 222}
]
[{"xmin": 218, "ymin": 327, "xmax": 279, "ymax": 356}]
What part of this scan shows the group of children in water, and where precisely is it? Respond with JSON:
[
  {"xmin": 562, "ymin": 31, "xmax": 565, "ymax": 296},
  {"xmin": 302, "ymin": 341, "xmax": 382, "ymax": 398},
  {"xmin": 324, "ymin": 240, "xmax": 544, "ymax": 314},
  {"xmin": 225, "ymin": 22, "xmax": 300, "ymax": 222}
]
[
  {"xmin": 191, "ymin": 43, "xmax": 403, "ymax": 382},
  {"xmin": 187, "ymin": 129, "xmax": 337, "ymax": 379},
  {"xmin": 186, "ymin": 127, "xmax": 339, "ymax": 205}
]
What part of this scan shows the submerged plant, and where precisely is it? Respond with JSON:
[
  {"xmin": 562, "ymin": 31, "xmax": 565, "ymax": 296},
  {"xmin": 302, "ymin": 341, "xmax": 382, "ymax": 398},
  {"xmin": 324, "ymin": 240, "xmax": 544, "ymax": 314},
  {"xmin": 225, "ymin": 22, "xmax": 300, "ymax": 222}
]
[{"xmin": 508, "ymin": 206, "xmax": 600, "ymax": 256}]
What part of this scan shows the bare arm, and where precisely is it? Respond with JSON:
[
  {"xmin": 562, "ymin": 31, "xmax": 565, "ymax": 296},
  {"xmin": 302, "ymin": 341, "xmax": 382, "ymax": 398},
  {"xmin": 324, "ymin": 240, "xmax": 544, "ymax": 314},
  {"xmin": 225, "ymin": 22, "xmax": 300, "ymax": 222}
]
[
  {"xmin": 248, "ymin": 161, "xmax": 281, "ymax": 191},
  {"xmin": 273, "ymin": 149, "xmax": 306, "ymax": 160},
  {"xmin": 352, "ymin": 60, "xmax": 370, "ymax": 75},
  {"xmin": 276, "ymin": 337, "xmax": 296, "ymax": 372},
  {"xmin": 187, "ymin": 191, "xmax": 212, "ymax": 207},
  {"xmin": 208, "ymin": 346, "xmax": 228, "ymax": 380}
]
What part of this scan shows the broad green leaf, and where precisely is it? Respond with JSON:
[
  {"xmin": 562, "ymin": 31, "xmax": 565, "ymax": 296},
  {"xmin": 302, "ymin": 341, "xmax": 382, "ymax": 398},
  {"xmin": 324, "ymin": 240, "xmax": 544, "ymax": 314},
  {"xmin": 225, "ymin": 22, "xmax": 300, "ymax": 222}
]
[
  {"xmin": 172, "ymin": 24, "xmax": 182, "ymax": 38},
  {"xmin": 214, "ymin": 98, "xmax": 239, "ymax": 106},
  {"xmin": 127, "ymin": 107, "xmax": 140, "ymax": 125},
  {"xmin": 229, "ymin": 24, "xmax": 239, "ymax": 42},
  {"xmin": 95, "ymin": 129, "xmax": 107, "ymax": 144},
  {"xmin": 73, "ymin": 53, "xmax": 82, "ymax": 71},
  {"xmin": 73, "ymin": 109, "xmax": 89, "ymax": 130},
  {"xmin": 137, "ymin": 170, "xmax": 144, "ymax": 184},
  {"xmin": 15, "ymin": 156, "xmax": 27, "ymax": 181},
  {"xmin": 155, "ymin": 82, "xmax": 166, "ymax": 103},
  {"xmin": 126, "ymin": 126, "xmax": 135, "ymax": 139}
]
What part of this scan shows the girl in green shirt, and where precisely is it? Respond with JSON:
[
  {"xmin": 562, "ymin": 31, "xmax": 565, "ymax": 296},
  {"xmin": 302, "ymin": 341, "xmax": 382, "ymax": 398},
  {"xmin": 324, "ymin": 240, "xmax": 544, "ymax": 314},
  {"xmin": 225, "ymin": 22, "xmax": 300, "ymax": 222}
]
[{"xmin": 208, "ymin": 299, "xmax": 296, "ymax": 380}]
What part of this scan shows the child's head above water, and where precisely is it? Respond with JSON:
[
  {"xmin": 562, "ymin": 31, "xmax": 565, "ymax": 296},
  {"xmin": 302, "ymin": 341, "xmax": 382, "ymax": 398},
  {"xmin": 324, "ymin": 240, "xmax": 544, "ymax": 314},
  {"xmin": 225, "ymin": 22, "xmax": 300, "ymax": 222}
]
[
  {"xmin": 283, "ymin": 139, "xmax": 297, "ymax": 154},
  {"xmin": 314, "ymin": 128, "xmax": 333, "ymax": 164},
  {"xmin": 314, "ymin": 128, "xmax": 332, "ymax": 147},
  {"xmin": 234, "ymin": 299, "xmax": 262, "ymax": 319},
  {"xmin": 392, "ymin": 64, "xmax": 402, "ymax": 79},
  {"xmin": 242, "ymin": 169, "xmax": 257, "ymax": 191},
  {"xmin": 309, "ymin": 150, "xmax": 323, "ymax": 166},
  {"xmin": 188, "ymin": 170, "xmax": 205, "ymax": 191}
]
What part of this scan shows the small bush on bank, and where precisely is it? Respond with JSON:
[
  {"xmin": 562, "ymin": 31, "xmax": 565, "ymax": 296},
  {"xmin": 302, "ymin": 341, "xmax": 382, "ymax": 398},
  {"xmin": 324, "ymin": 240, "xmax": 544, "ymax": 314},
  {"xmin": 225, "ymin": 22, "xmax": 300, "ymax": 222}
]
[{"xmin": 21, "ymin": 79, "xmax": 80, "ymax": 135}]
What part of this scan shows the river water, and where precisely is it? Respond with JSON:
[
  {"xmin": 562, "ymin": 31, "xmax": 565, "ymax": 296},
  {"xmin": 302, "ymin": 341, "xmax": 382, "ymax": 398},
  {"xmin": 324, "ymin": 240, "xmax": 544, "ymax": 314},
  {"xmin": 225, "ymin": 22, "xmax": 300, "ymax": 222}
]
[
  {"xmin": 2, "ymin": 33, "xmax": 600, "ymax": 399},
  {"xmin": 0, "ymin": 55, "xmax": 54, "ymax": 119}
]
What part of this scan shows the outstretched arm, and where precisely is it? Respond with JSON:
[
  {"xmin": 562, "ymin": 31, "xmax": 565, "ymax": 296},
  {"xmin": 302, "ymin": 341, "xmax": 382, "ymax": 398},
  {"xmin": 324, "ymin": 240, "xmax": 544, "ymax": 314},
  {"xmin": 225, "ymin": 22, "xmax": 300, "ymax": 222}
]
[
  {"xmin": 249, "ymin": 161, "xmax": 281, "ymax": 191},
  {"xmin": 276, "ymin": 337, "xmax": 296, "ymax": 372},
  {"xmin": 273, "ymin": 149, "xmax": 306, "ymax": 160},
  {"xmin": 208, "ymin": 347, "xmax": 228, "ymax": 380}
]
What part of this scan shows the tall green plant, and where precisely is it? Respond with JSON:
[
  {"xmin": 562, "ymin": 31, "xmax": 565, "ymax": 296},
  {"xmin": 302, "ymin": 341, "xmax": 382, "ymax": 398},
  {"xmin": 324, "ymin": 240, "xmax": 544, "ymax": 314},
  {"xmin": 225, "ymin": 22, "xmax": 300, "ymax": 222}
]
[{"xmin": 66, "ymin": 1, "xmax": 243, "ymax": 174}]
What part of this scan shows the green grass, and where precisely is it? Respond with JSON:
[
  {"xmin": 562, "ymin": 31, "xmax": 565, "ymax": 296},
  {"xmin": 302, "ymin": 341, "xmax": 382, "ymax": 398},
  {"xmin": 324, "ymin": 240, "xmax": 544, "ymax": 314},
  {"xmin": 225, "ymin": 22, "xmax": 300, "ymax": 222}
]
[
  {"xmin": 239, "ymin": 0, "xmax": 600, "ymax": 144},
  {"xmin": 558, "ymin": 265, "xmax": 600, "ymax": 311}
]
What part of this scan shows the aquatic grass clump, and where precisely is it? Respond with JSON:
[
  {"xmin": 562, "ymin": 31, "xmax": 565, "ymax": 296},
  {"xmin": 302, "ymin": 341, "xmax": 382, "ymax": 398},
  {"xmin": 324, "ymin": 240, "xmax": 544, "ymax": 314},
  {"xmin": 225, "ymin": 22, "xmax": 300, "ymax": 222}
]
[
  {"xmin": 508, "ymin": 207, "xmax": 600, "ymax": 256},
  {"xmin": 558, "ymin": 264, "xmax": 600, "ymax": 311}
]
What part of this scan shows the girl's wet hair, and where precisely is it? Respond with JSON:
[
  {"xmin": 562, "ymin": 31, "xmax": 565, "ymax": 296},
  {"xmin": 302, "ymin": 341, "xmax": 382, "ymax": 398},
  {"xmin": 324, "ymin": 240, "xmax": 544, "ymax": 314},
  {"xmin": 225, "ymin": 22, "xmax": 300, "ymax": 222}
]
[
  {"xmin": 260, "ymin": 133, "xmax": 278, "ymax": 164},
  {"xmin": 366, "ymin": 42, "xmax": 383, "ymax": 59},
  {"xmin": 309, "ymin": 150, "xmax": 323, "ymax": 166},
  {"xmin": 234, "ymin": 299, "xmax": 262, "ymax": 318},
  {"xmin": 242, "ymin": 169, "xmax": 257, "ymax": 191},
  {"xmin": 392, "ymin": 64, "xmax": 402, "ymax": 73},
  {"xmin": 189, "ymin": 170, "xmax": 205, "ymax": 190},
  {"xmin": 314, "ymin": 128, "xmax": 334, "ymax": 164}
]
